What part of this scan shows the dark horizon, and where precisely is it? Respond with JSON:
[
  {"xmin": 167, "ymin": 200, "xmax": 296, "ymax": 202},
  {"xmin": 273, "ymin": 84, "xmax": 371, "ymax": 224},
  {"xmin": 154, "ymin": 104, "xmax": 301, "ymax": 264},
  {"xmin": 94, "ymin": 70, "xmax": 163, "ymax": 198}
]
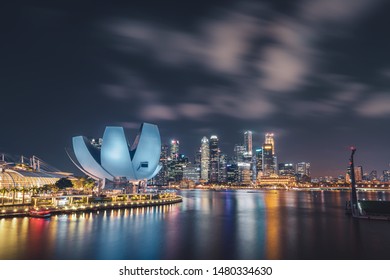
[{"xmin": 1, "ymin": 0, "xmax": 389, "ymax": 178}]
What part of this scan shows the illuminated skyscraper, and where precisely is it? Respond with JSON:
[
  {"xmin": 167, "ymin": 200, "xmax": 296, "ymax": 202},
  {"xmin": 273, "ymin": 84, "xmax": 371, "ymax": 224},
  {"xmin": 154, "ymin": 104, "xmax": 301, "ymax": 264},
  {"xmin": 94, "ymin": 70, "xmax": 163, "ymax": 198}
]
[
  {"xmin": 209, "ymin": 135, "xmax": 220, "ymax": 183},
  {"xmin": 234, "ymin": 144, "xmax": 246, "ymax": 163},
  {"xmin": 255, "ymin": 148, "xmax": 263, "ymax": 178},
  {"xmin": 354, "ymin": 166, "xmax": 363, "ymax": 182},
  {"xmin": 296, "ymin": 162, "xmax": 311, "ymax": 182},
  {"xmin": 244, "ymin": 130, "xmax": 253, "ymax": 156},
  {"xmin": 170, "ymin": 139, "xmax": 179, "ymax": 161},
  {"xmin": 155, "ymin": 144, "xmax": 169, "ymax": 186},
  {"xmin": 262, "ymin": 143, "xmax": 275, "ymax": 176},
  {"xmin": 219, "ymin": 153, "xmax": 227, "ymax": 183},
  {"xmin": 265, "ymin": 133, "xmax": 275, "ymax": 155},
  {"xmin": 278, "ymin": 163, "xmax": 295, "ymax": 176},
  {"xmin": 200, "ymin": 137, "xmax": 210, "ymax": 181}
]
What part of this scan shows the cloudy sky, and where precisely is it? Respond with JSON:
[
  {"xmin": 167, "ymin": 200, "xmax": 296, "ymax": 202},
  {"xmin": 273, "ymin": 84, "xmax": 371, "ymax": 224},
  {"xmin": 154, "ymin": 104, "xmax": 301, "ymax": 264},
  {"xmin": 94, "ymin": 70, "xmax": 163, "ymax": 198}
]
[{"xmin": 1, "ymin": 0, "xmax": 390, "ymax": 177}]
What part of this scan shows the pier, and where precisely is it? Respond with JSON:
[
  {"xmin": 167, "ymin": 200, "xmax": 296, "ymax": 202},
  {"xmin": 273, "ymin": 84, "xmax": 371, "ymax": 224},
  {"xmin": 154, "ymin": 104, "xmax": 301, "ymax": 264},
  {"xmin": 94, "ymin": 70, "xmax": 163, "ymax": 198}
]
[{"xmin": 0, "ymin": 193, "xmax": 182, "ymax": 218}]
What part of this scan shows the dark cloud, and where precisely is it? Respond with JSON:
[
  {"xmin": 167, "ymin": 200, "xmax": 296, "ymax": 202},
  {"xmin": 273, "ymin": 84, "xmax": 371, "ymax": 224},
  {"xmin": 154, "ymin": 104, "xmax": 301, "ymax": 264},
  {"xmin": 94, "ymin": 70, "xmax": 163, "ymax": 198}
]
[{"xmin": 1, "ymin": 0, "xmax": 390, "ymax": 177}]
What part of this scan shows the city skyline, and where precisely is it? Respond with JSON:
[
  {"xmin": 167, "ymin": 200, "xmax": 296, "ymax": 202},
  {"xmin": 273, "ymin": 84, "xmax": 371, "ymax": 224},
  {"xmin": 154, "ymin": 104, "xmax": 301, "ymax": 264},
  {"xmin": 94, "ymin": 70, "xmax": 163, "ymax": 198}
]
[{"xmin": 1, "ymin": 0, "xmax": 390, "ymax": 178}]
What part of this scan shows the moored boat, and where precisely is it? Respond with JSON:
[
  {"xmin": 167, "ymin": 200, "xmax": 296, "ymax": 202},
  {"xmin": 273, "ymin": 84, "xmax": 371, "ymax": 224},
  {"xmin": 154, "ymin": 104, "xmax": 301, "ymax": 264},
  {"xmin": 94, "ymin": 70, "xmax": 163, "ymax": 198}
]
[{"xmin": 29, "ymin": 209, "xmax": 51, "ymax": 218}]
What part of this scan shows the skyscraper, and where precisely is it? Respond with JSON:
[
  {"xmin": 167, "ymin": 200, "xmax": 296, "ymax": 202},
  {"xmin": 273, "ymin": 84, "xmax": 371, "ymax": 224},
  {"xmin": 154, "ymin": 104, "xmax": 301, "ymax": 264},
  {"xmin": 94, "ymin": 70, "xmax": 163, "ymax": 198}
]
[
  {"xmin": 354, "ymin": 166, "xmax": 363, "ymax": 182},
  {"xmin": 262, "ymin": 143, "xmax": 275, "ymax": 176},
  {"xmin": 155, "ymin": 143, "xmax": 169, "ymax": 186},
  {"xmin": 264, "ymin": 133, "xmax": 277, "ymax": 175},
  {"xmin": 244, "ymin": 130, "xmax": 253, "ymax": 157},
  {"xmin": 296, "ymin": 162, "xmax": 311, "ymax": 182},
  {"xmin": 255, "ymin": 148, "xmax": 263, "ymax": 178},
  {"xmin": 219, "ymin": 153, "xmax": 227, "ymax": 183},
  {"xmin": 170, "ymin": 139, "xmax": 179, "ymax": 161},
  {"xmin": 200, "ymin": 136, "xmax": 210, "ymax": 181},
  {"xmin": 278, "ymin": 163, "xmax": 295, "ymax": 176},
  {"xmin": 234, "ymin": 144, "xmax": 246, "ymax": 163},
  {"xmin": 265, "ymin": 133, "xmax": 275, "ymax": 155},
  {"xmin": 209, "ymin": 135, "xmax": 220, "ymax": 183}
]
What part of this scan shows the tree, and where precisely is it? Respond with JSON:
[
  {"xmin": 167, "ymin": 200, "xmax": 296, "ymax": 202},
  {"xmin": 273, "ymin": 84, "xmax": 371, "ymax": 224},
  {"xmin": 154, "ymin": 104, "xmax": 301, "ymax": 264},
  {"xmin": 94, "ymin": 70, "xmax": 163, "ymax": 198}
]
[
  {"xmin": 10, "ymin": 186, "xmax": 18, "ymax": 205},
  {"xmin": 0, "ymin": 188, "xmax": 9, "ymax": 206},
  {"xmin": 20, "ymin": 186, "xmax": 30, "ymax": 205},
  {"xmin": 55, "ymin": 178, "xmax": 73, "ymax": 190},
  {"xmin": 83, "ymin": 178, "xmax": 95, "ymax": 194}
]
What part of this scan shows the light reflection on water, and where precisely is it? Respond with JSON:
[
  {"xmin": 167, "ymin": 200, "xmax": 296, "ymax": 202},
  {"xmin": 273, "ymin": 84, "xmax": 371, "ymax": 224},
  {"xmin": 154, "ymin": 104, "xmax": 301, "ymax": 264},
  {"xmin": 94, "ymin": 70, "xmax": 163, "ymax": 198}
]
[{"xmin": 1, "ymin": 190, "xmax": 390, "ymax": 260}]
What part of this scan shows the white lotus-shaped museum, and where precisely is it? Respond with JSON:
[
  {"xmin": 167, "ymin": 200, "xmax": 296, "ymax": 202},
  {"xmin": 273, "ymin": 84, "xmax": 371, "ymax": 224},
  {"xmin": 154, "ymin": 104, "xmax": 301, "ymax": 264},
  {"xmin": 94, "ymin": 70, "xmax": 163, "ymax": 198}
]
[{"xmin": 71, "ymin": 123, "xmax": 161, "ymax": 182}]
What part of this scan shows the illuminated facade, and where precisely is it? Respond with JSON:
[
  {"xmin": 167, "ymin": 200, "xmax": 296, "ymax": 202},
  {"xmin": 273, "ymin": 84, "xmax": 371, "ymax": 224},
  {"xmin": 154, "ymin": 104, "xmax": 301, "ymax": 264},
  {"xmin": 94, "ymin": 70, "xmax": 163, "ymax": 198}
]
[
  {"xmin": 262, "ymin": 144, "xmax": 275, "ymax": 176},
  {"xmin": 244, "ymin": 130, "xmax": 253, "ymax": 156},
  {"xmin": 0, "ymin": 169, "xmax": 65, "ymax": 189},
  {"xmin": 209, "ymin": 135, "xmax": 219, "ymax": 183},
  {"xmin": 200, "ymin": 136, "xmax": 210, "ymax": 181},
  {"xmin": 71, "ymin": 123, "xmax": 162, "ymax": 185},
  {"xmin": 255, "ymin": 148, "xmax": 263, "ymax": 178},
  {"xmin": 170, "ymin": 139, "xmax": 179, "ymax": 161},
  {"xmin": 296, "ymin": 162, "xmax": 311, "ymax": 181},
  {"xmin": 265, "ymin": 133, "xmax": 275, "ymax": 154},
  {"xmin": 258, "ymin": 174, "xmax": 297, "ymax": 187},
  {"xmin": 279, "ymin": 163, "xmax": 295, "ymax": 176}
]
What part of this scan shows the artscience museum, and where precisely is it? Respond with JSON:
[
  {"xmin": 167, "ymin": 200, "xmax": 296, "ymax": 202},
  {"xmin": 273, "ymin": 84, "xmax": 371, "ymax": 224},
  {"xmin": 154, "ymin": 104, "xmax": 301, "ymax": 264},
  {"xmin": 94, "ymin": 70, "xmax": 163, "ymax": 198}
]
[{"xmin": 69, "ymin": 123, "xmax": 162, "ymax": 189}]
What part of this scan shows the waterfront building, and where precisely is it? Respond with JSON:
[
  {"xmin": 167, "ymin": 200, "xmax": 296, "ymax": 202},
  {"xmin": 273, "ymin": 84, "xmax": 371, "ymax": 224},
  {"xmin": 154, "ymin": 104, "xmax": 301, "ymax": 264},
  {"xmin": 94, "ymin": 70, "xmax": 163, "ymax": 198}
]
[
  {"xmin": 296, "ymin": 162, "xmax": 311, "ymax": 182},
  {"xmin": 0, "ymin": 155, "xmax": 74, "ymax": 205},
  {"xmin": 237, "ymin": 162, "xmax": 251, "ymax": 185},
  {"xmin": 209, "ymin": 135, "xmax": 220, "ymax": 183},
  {"xmin": 70, "ymin": 123, "xmax": 161, "ymax": 189},
  {"xmin": 279, "ymin": 163, "xmax": 295, "ymax": 177},
  {"xmin": 258, "ymin": 174, "xmax": 297, "ymax": 188},
  {"xmin": 226, "ymin": 163, "xmax": 238, "ymax": 184},
  {"xmin": 0, "ymin": 168, "xmax": 70, "ymax": 189},
  {"xmin": 200, "ymin": 137, "xmax": 210, "ymax": 182}
]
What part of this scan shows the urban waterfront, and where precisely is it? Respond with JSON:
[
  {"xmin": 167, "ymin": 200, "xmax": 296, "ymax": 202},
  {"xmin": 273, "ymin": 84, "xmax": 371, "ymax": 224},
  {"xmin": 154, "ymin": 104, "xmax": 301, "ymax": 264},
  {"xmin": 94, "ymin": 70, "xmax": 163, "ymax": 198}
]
[{"xmin": 1, "ymin": 189, "xmax": 390, "ymax": 260}]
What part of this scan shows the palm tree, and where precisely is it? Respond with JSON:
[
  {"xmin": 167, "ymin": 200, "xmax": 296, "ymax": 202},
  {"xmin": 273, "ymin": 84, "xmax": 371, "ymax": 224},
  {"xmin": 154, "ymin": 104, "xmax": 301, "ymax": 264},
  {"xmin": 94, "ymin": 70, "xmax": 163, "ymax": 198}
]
[
  {"xmin": 0, "ymin": 187, "xmax": 9, "ymax": 206},
  {"xmin": 31, "ymin": 186, "xmax": 39, "ymax": 196},
  {"xmin": 20, "ymin": 186, "xmax": 30, "ymax": 205},
  {"xmin": 10, "ymin": 186, "xmax": 18, "ymax": 205}
]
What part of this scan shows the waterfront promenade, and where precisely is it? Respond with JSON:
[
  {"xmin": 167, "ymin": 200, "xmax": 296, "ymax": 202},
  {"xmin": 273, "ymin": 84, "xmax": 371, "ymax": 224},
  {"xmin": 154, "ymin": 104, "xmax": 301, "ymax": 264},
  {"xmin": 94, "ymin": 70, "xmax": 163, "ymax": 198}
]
[{"xmin": 0, "ymin": 193, "xmax": 182, "ymax": 218}]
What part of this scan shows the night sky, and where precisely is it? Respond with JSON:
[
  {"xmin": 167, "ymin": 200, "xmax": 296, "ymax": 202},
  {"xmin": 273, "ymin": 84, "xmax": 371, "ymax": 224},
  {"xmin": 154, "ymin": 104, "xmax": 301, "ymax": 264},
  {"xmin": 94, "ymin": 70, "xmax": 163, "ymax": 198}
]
[{"xmin": 1, "ymin": 0, "xmax": 390, "ymax": 177}]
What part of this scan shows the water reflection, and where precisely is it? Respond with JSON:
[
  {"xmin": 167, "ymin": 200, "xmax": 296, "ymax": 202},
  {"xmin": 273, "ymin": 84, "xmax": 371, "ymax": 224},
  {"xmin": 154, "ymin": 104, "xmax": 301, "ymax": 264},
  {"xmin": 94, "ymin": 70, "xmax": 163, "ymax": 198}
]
[{"xmin": 1, "ymin": 190, "xmax": 390, "ymax": 260}]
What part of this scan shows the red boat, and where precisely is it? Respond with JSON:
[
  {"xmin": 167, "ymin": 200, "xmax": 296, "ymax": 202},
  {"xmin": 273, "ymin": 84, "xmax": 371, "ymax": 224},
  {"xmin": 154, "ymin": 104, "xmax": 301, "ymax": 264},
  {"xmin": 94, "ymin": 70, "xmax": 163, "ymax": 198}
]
[{"xmin": 29, "ymin": 209, "xmax": 51, "ymax": 218}]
